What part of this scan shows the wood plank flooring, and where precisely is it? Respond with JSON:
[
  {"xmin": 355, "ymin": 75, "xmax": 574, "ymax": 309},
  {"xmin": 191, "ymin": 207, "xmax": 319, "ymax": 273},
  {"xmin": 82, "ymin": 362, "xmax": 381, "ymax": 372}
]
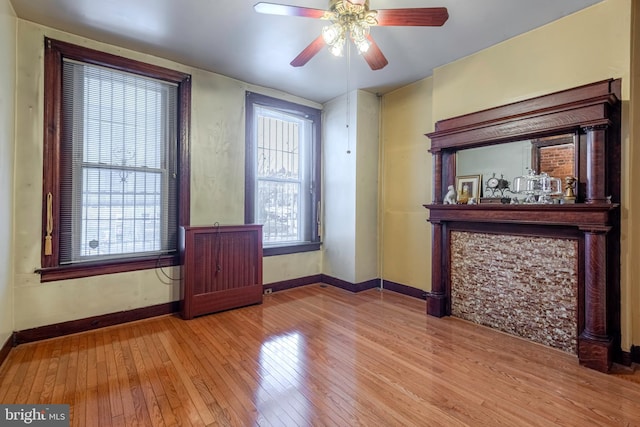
[{"xmin": 1, "ymin": 284, "xmax": 640, "ymax": 426}]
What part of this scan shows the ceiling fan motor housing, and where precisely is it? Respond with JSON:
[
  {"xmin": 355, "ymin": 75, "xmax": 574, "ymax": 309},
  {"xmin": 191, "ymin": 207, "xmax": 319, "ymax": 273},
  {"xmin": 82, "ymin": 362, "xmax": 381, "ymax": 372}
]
[
  {"xmin": 329, "ymin": 0, "xmax": 374, "ymax": 20},
  {"xmin": 329, "ymin": 0, "xmax": 369, "ymax": 10}
]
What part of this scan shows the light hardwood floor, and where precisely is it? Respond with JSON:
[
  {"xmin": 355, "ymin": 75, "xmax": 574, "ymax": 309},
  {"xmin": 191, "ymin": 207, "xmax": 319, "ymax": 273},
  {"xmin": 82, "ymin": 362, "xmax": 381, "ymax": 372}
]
[{"xmin": 1, "ymin": 284, "xmax": 639, "ymax": 426}]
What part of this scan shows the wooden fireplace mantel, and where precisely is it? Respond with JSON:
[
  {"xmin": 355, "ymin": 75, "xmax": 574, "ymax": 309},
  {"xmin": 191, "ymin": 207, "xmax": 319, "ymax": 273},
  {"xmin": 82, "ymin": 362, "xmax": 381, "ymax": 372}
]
[
  {"xmin": 424, "ymin": 79, "xmax": 621, "ymax": 372},
  {"xmin": 424, "ymin": 203, "xmax": 618, "ymax": 228}
]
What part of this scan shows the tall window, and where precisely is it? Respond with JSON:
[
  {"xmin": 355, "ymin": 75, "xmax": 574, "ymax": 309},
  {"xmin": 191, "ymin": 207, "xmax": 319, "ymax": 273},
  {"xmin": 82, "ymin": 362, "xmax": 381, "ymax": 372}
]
[
  {"xmin": 245, "ymin": 93, "xmax": 321, "ymax": 256},
  {"xmin": 40, "ymin": 38, "xmax": 191, "ymax": 282}
]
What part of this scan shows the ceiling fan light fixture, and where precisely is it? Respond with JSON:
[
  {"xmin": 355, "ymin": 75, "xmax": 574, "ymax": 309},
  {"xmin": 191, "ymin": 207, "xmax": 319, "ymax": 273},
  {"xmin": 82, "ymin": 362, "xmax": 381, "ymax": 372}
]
[
  {"xmin": 350, "ymin": 20, "xmax": 369, "ymax": 41},
  {"xmin": 322, "ymin": 23, "xmax": 344, "ymax": 45},
  {"xmin": 328, "ymin": 38, "xmax": 346, "ymax": 57},
  {"xmin": 323, "ymin": 1, "xmax": 374, "ymax": 58},
  {"xmin": 353, "ymin": 37, "xmax": 370, "ymax": 54},
  {"xmin": 350, "ymin": 20, "xmax": 370, "ymax": 53}
]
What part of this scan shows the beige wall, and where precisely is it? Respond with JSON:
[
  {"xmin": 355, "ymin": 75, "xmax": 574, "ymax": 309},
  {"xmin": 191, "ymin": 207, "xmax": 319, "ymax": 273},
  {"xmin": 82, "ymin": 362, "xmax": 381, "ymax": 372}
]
[
  {"xmin": 381, "ymin": 0, "xmax": 637, "ymax": 349},
  {"xmin": 12, "ymin": 19, "xmax": 321, "ymax": 330},
  {"xmin": 431, "ymin": 0, "xmax": 630, "ymax": 121},
  {"xmin": 354, "ymin": 90, "xmax": 380, "ymax": 283},
  {"xmin": 322, "ymin": 90, "xmax": 379, "ymax": 284},
  {"xmin": 629, "ymin": 0, "xmax": 640, "ymax": 348},
  {"xmin": 380, "ymin": 78, "xmax": 433, "ymax": 290},
  {"xmin": 322, "ymin": 92, "xmax": 357, "ymax": 282},
  {"xmin": 0, "ymin": 0, "xmax": 16, "ymax": 345}
]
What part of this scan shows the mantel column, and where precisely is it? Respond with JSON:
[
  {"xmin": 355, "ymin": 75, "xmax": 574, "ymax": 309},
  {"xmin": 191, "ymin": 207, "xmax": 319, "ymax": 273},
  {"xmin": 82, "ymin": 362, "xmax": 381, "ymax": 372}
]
[
  {"xmin": 578, "ymin": 226, "xmax": 613, "ymax": 372},
  {"xmin": 432, "ymin": 150, "xmax": 443, "ymax": 204},
  {"xmin": 583, "ymin": 125, "xmax": 609, "ymax": 204},
  {"xmin": 426, "ymin": 220, "xmax": 447, "ymax": 317}
]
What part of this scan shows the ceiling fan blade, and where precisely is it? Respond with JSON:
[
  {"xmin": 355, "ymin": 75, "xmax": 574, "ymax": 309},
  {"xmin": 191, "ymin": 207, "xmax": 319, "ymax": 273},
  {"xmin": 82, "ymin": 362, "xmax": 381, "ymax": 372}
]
[
  {"xmin": 362, "ymin": 35, "xmax": 388, "ymax": 70},
  {"xmin": 291, "ymin": 35, "xmax": 326, "ymax": 67},
  {"xmin": 254, "ymin": 2, "xmax": 327, "ymax": 19},
  {"xmin": 374, "ymin": 7, "xmax": 449, "ymax": 26}
]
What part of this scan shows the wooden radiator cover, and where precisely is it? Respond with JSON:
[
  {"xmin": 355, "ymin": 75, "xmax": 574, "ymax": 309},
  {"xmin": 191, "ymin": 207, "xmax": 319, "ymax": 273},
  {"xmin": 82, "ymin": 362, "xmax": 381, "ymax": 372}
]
[{"xmin": 180, "ymin": 224, "xmax": 263, "ymax": 319}]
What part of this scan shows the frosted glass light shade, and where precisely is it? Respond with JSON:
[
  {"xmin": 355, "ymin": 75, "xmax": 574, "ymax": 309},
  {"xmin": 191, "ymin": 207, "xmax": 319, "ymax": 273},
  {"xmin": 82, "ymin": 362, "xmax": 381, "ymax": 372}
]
[{"xmin": 322, "ymin": 23, "xmax": 344, "ymax": 45}]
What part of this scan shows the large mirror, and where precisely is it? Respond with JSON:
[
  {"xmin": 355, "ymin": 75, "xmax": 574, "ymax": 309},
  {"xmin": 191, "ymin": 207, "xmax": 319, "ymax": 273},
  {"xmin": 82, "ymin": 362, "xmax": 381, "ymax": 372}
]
[
  {"xmin": 456, "ymin": 132, "xmax": 577, "ymax": 198},
  {"xmin": 531, "ymin": 133, "xmax": 576, "ymax": 178}
]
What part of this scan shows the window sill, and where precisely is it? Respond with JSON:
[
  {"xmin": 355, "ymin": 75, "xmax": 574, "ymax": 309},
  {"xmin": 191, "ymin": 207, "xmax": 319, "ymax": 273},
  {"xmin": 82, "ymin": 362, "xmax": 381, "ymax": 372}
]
[
  {"xmin": 37, "ymin": 254, "xmax": 179, "ymax": 283},
  {"xmin": 263, "ymin": 242, "xmax": 321, "ymax": 257},
  {"xmin": 37, "ymin": 242, "xmax": 320, "ymax": 281}
]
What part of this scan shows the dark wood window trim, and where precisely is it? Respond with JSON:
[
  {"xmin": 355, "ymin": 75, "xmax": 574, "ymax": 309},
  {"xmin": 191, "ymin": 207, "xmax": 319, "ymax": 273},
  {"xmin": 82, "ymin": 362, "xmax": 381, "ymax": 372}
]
[
  {"xmin": 38, "ymin": 38, "xmax": 191, "ymax": 282},
  {"xmin": 245, "ymin": 92, "xmax": 322, "ymax": 257}
]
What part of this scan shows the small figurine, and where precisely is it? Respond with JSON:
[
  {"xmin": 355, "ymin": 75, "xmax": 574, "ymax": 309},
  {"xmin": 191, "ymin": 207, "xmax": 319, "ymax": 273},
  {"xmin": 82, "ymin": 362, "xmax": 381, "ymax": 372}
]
[
  {"xmin": 467, "ymin": 197, "xmax": 477, "ymax": 205},
  {"xmin": 444, "ymin": 185, "xmax": 457, "ymax": 204},
  {"xmin": 563, "ymin": 176, "xmax": 576, "ymax": 203}
]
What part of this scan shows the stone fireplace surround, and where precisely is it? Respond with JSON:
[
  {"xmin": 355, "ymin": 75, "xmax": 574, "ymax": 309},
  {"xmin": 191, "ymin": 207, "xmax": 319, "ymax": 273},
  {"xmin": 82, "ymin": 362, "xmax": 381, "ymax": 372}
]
[
  {"xmin": 449, "ymin": 231, "xmax": 578, "ymax": 354},
  {"xmin": 424, "ymin": 79, "xmax": 621, "ymax": 372}
]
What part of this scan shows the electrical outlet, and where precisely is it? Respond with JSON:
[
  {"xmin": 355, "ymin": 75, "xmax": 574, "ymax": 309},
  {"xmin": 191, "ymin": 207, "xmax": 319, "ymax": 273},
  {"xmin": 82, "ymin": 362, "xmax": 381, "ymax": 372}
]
[{"xmin": 264, "ymin": 288, "xmax": 273, "ymax": 295}]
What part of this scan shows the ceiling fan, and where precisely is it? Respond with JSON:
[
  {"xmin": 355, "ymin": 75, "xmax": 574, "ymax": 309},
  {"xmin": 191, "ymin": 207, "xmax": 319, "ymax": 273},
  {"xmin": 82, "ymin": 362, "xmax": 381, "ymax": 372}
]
[{"xmin": 254, "ymin": 0, "xmax": 449, "ymax": 70}]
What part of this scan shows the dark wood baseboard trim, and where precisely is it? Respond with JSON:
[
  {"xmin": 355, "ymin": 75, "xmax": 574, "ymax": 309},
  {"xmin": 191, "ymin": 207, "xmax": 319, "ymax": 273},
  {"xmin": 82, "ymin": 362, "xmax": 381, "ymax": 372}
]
[
  {"xmin": 318, "ymin": 274, "xmax": 352, "ymax": 291},
  {"xmin": 631, "ymin": 345, "xmax": 640, "ymax": 364},
  {"xmin": 352, "ymin": 278, "xmax": 380, "ymax": 292},
  {"xmin": 6, "ymin": 276, "xmax": 413, "ymax": 347},
  {"xmin": 266, "ymin": 276, "xmax": 428, "ymax": 299},
  {"xmin": 382, "ymin": 280, "xmax": 427, "ymax": 300},
  {"xmin": 320, "ymin": 275, "xmax": 379, "ymax": 293},
  {"xmin": 14, "ymin": 301, "xmax": 180, "ymax": 345},
  {"xmin": 264, "ymin": 274, "xmax": 322, "ymax": 293},
  {"xmin": 0, "ymin": 332, "xmax": 14, "ymax": 368},
  {"xmin": 619, "ymin": 350, "xmax": 633, "ymax": 366}
]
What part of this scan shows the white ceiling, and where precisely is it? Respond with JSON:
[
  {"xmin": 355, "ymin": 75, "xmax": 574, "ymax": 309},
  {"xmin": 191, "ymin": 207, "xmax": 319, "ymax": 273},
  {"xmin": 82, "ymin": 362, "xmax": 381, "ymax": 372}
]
[{"xmin": 11, "ymin": 0, "xmax": 602, "ymax": 104}]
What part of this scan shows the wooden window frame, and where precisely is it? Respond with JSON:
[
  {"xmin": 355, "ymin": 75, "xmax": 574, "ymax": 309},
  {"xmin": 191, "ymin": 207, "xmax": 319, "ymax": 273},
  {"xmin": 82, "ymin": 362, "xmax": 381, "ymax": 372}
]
[
  {"xmin": 38, "ymin": 38, "xmax": 191, "ymax": 282},
  {"xmin": 245, "ymin": 92, "xmax": 321, "ymax": 256}
]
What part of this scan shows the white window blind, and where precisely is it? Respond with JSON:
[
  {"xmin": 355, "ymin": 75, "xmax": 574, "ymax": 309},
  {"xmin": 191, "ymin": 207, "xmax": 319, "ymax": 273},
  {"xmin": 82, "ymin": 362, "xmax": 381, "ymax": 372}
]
[{"xmin": 60, "ymin": 59, "xmax": 178, "ymax": 264}]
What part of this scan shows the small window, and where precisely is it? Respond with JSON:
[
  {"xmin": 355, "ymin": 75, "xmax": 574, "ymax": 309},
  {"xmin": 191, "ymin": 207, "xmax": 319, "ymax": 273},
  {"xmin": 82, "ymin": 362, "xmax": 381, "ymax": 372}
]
[
  {"xmin": 40, "ymin": 38, "xmax": 191, "ymax": 281},
  {"xmin": 245, "ymin": 93, "xmax": 321, "ymax": 256}
]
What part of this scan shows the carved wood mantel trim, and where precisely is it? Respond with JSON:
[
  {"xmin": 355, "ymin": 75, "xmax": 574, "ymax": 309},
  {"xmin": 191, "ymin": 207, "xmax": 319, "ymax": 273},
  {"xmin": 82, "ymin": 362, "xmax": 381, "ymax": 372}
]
[
  {"xmin": 424, "ymin": 204, "xmax": 617, "ymax": 227},
  {"xmin": 424, "ymin": 79, "xmax": 621, "ymax": 373}
]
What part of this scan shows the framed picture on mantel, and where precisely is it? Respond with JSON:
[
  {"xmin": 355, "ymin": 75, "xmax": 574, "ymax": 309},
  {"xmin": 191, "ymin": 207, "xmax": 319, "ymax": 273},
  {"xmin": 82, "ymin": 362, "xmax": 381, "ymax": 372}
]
[{"xmin": 455, "ymin": 175, "xmax": 481, "ymax": 204}]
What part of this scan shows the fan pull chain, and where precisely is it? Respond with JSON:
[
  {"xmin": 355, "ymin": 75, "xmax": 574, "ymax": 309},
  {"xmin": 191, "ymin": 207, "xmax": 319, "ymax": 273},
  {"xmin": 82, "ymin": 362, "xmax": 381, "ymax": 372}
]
[
  {"xmin": 346, "ymin": 41, "xmax": 351, "ymax": 154},
  {"xmin": 45, "ymin": 192, "xmax": 53, "ymax": 255}
]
